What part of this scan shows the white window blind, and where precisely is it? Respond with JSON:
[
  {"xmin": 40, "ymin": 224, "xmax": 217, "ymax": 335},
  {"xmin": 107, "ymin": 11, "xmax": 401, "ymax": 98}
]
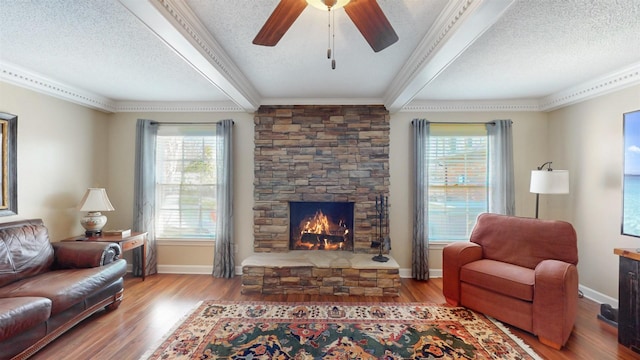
[
  {"xmin": 155, "ymin": 125, "xmax": 217, "ymax": 239},
  {"xmin": 428, "ymin": 124, "xmax": 488, "ymax": 241}
]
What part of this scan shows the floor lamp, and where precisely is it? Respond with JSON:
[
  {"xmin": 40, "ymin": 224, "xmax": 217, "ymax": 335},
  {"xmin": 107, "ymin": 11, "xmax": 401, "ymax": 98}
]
[{"xmin": 530, "ymin": 162, "xmax": 569, "ymax": 218}]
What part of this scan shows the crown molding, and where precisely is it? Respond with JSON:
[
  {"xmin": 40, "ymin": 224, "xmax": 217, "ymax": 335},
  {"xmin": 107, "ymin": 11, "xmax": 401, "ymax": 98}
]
[
  {"xmin": 0, "ymin": 62, "xmax": 244, "ymax": 113},
  {"xmin": 0, "ymin": 62, "xmax": 117, "ymax": 113},
  {"xmin": 115, "ymin": 101, "xmax": 244, "ymax": 112},
  {"xmin": 538, "ymin": 62, "xmax": 640, "ymax": 112},
  {"xmin": 260, "ymin": 98, "xmax": 385, "ymax": 107},
  {"xmin": 401, "ymin": 99, "xmax": 540, "ymax": 112}
]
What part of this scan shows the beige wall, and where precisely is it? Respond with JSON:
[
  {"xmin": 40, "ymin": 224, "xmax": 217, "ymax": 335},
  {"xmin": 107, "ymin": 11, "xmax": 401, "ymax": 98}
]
[
  {"xmin": 548, "ymin": 84, "xmax": 640, "ymax": 300},
  {"xmin": 389, "ymin": 111, "xmax": 549, "ymax": 271},
  {"xmin": 0, "ymin": 82, "xmax": 109, "ymax": 240}
]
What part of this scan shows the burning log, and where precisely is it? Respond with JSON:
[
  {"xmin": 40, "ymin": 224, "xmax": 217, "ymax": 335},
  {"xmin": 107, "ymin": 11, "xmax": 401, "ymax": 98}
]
[
  {"xmin": 290, "ymin": 206, "xmax": 353, "ymax": 251},
  {"xmin": 300, "ymin": 233, "xmax": 346, "ymax": 245}
]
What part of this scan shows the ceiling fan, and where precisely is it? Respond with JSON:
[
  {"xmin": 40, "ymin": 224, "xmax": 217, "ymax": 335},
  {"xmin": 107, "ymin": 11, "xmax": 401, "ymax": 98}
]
[{"xmin": 253, "ymin": 0, "xmax": 399, "ymax": 53}]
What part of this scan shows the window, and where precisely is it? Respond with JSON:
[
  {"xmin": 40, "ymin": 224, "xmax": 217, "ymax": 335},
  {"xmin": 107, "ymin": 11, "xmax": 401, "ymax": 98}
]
[
  {"xmin": 155, "ymin": 125, "xmax": 217, "ymax": 239},
  {"xmin": 427, "ymin": 124, "xmax": 487, "ymax": 240}
]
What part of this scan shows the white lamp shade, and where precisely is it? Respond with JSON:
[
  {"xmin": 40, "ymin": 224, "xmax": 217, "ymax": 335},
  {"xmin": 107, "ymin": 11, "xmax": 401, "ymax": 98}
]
[
  {"xmin": 77, "ymin": 188, "xmax": 115, "ymax": 212},
  {"xmin": 530, "ymin": 170, "xmax": 569, "ymax": 194},
  {"xmin": 306, "ymin": 0, "xmax": 351, "ymax": 10}
]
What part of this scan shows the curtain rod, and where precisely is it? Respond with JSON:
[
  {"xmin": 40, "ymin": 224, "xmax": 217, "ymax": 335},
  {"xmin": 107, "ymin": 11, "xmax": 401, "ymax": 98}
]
[
  {"xmin": 150, "ymin": 120, "xmax": 234, "ymax": 125},
  {"xmin": 419, "ymin": 121, "xmax": 495, "ymax": 125},
  {"xmin": 411, "ymin": 119, "xmax": 513, "ymax": 125}
]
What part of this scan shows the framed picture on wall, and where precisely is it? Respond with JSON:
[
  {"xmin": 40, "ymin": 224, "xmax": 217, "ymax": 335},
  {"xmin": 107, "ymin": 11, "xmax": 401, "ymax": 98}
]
[
  {"xmin": 0, "ymin": 112, "xmax": 17, "ymax": 217},
  {"xmin": 622, "ymin": 110, "xmax": 640, "ymax": 238}
]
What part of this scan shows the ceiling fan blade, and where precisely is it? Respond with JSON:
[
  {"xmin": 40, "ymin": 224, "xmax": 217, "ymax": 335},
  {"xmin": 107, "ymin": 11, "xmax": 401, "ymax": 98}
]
[
  {"xmin": 344, "ymin": 0, "xmax": 398, "ymax": 52},
  {"xmin": 253, "ymin": 0, "xmax": 308, "ymax": 46}
]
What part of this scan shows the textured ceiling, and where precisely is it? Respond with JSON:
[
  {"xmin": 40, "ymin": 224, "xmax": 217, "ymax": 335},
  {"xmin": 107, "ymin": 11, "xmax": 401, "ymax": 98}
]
[
  {"xmin": 0, "ymin": 0, "xmax": 638, "ymax": 113},
  {"xmin": 0, "ymin": 0, "xmax": 227, "ymax": 102},
  {"xmin": 416, "ymin": 0, "xmax": 640, "ymax": 100}
]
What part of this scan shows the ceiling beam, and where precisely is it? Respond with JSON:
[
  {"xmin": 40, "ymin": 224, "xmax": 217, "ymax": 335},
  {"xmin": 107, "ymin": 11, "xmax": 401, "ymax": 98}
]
[
  {"xmin": 384, "ymin": 0, "xmax": 515, "ymax": 113},
  {"xmin": 117, "ymin": 0, "xmax": 260, "ymax": 112}
]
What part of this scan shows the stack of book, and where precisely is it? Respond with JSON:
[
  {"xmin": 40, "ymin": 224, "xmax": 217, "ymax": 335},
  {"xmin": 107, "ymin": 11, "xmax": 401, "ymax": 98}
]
[{"xmin": 102, "ymin": 229, "xmax": 132, "ymax": 237}]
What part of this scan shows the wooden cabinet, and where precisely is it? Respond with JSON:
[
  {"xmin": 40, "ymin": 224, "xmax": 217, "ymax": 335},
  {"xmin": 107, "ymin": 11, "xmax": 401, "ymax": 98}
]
[{"xmin": 615, "ymin": 248, "xmax": 640, "ymax": 354}]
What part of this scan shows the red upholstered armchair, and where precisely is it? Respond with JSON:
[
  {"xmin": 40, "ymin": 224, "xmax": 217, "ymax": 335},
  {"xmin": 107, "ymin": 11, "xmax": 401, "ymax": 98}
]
[{"xmin": 443, "ymin": 213, "xmax": 579, "ymax": 349}]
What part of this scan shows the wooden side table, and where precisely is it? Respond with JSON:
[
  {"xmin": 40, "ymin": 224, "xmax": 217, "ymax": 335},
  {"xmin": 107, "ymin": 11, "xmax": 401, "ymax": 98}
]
[{"xmin": 62, "ymin": 232, "xmax": 148, "ymax": 280}]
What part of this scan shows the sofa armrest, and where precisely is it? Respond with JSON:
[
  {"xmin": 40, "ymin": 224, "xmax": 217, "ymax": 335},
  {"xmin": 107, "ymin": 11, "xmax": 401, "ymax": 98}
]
[
  {"xmin": 51, "ymin": 242, "xmax": 122, "ymax": 269},
  {"xmin": 533, "ymin": 259, "xmax": 579, "ymax": 348},
  {"xmin": 442, "ymin": 242, "xmax": 483, "ymax": 305}
]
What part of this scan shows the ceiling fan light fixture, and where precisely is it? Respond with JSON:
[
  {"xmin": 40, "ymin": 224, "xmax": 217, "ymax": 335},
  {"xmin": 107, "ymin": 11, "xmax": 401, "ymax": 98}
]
[{"xmin": 306, "ymin": 0, "xmax": 351, "ymax": 11}]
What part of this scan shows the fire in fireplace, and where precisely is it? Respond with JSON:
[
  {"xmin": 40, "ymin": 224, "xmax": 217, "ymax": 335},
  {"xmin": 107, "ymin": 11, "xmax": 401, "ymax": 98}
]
[{"xmin": 289, "ymin": 201, "xmax": 354, "ymax": 251}]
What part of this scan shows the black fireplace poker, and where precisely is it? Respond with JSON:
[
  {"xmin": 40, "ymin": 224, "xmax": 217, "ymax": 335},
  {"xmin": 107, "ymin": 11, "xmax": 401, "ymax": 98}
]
[{"xmin": 372, "ymin": 195, "xmax": 390, "ymax": 262}]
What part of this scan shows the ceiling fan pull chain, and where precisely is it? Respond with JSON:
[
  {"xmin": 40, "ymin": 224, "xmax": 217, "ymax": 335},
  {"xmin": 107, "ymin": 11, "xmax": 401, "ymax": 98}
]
[
  {"xmin": 331, "ymin": 8, "xmax": 336, "ymax": 70},
  {"xmin": 327, "ymin": 9, "xmax": 332, "ymax": 59}
]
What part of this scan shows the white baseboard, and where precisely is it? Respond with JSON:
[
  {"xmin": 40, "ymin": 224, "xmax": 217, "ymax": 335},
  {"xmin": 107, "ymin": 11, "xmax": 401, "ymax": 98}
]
[
  {"xmin": 158, "ymin": 264, "xmax": 214, "ymax": 274},
  {"xmin": 397, "ymin": 268, "xmax": 442, "ymax": 278},
  {"xmin": 399, "ymin": 268, "xmax": 411, "ymax": 278},
  {"xmin": 579, "ymin": 284, "xmax": 618, "ymax": 308},
  {"xmin": 127, "ymin": 264, "xmax": 214, "ymax": 275}
]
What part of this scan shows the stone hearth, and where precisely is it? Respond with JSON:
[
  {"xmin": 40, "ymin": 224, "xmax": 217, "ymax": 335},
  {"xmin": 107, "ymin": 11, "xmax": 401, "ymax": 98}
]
[{"xmin": 241, "ymin": 252, "xmax": 400, "ymax": 296}]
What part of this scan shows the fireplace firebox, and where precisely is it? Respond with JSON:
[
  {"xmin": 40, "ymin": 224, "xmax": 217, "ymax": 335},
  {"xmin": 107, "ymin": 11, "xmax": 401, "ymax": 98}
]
[{"xmin": 289, "ymin": 201, "xmax": 354, "ymax": 251}]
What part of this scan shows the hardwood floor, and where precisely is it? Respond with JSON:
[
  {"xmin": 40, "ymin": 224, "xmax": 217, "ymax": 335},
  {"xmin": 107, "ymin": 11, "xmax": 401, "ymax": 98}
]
[{"xmin": 30, "ymin": 274, "xmax": 638, "ymax": 360}]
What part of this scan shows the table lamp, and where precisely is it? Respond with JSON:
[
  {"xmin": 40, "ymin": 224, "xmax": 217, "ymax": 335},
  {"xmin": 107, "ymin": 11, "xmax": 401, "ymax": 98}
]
[{"xmin": 77, "ymin": 188, "xmax": 115, "ymax": 236}]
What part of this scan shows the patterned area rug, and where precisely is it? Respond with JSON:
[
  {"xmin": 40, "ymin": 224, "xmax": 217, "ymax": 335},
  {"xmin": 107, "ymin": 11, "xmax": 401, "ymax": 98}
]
[{"xmin": 141, "ymin": 301, "xmax": 541, "ymax": 360}]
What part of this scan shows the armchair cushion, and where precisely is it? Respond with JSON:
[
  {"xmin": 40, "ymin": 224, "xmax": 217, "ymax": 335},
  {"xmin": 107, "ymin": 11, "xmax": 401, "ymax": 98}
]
[{"xmin": 460, "ymin": 259, "xmax": 534, "ymax": 301}]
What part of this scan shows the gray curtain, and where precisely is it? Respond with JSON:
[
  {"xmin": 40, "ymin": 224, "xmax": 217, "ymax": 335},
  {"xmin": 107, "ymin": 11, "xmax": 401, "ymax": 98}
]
[
  {"xmin": 133, "ymin": 119, "xmax": 158, "ymax": 277},
  {"xmin": 411, "ymin": 119, "xmax": 430, "ymax": 280},
  {"xmin": 487, "ymin": 120, "xmax": 515, "ymax": 215},
  {"xmin": 213, "ymin": 119, "xmax": 235, "ymax": 278}
]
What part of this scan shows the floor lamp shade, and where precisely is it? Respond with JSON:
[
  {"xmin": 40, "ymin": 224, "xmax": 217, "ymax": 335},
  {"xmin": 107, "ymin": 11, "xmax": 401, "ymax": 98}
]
[
  {"xmin": 530, "ymin": 170, "xmax": 570, "ymax": 194},
  {"xmin": 77, "ymin": 188, "xmax": 115, "ymax": 236},
  {"xmin": 530, "ymin": 169, "xmax": 569, "ymax": 218}
]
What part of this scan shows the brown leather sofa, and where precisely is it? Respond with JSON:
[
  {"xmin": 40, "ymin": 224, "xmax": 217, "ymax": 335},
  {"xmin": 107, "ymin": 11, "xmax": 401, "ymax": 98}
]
[
  {"xmin": 0, "ymin": 219, "xmax": 127, "ymax": 359},
  {"xmin": 443, "ymin": 213, "xmax": 579, "ymax": 349}
]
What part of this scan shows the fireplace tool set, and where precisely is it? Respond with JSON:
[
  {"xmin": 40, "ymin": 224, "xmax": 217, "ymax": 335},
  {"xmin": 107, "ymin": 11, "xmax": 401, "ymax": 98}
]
[{"xmin": 372, "ymin": 195, "xmax": 390, "ymax": 262}]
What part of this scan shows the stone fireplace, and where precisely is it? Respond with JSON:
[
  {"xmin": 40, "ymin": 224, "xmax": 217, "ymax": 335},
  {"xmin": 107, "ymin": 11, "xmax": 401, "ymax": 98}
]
[
  {"xmin": 243, "ymin": 105, "xmax": 399, "ymax": 296},
  {"xmin": 253, "ymin": 105, "xmax": 390, "ymax": 253}
]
